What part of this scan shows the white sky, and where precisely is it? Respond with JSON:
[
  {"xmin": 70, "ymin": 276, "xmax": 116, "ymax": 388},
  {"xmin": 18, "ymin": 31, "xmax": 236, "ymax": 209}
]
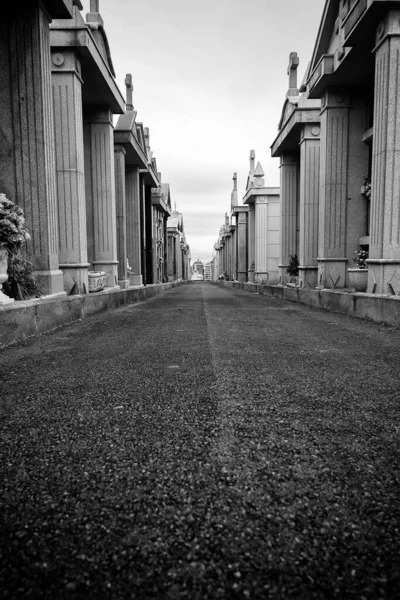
[{"xmin": 82, "ymin": 0, "xmax": 325, "ymax": 263}]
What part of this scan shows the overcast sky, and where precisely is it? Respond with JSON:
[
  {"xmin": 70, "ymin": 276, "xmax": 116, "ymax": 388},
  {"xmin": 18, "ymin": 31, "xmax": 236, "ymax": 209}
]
[{"xmin": 82, "ymin": 0, "xmax": 325, "ymax": 262}]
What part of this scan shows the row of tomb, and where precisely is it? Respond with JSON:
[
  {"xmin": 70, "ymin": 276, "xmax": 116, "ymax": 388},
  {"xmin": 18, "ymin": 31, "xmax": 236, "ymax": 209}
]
[
  {"xmin": 214, "ymin": 0, "xmax": 400, "ymax": 296},
  {"xmin": 0, "ymin": 0, "xmax": 190, "ymax": 303}
]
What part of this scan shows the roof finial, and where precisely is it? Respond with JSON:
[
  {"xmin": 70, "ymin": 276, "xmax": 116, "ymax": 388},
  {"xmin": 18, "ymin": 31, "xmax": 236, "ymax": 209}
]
[
  {"xmin": 125, "ymin": 74, "xmax": 133, "ymax": 112},
  {"xmin": 233, "ymin": 172, "xmax": 237, "ymax": 191},
  {"xmin": 90, "ymin": 0, "xmax": 99, "ymax": 12},
  {"xmin": 174, "ymin": 201, "xmax": 177, "ymax": 211},
  {"xmin": 250, "ymin": 150, "xmax": 255, "ymax": 173},
  {"xmin": 287, "ymin": 52, "xmax": 299, "ymax": 96}
]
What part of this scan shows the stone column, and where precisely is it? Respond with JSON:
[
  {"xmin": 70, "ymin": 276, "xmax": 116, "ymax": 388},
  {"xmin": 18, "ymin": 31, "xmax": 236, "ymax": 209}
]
[
  {"xmin": 255, "ymin": 197, "xmax": 269, "ymax": 283},
  {"xmin": 299, "ymin": 125, "xmax": 320, "ymax": 288},
  {"xmin": 318, "ymin": 89, "xmax": 350, "ymax": 288},
  {"xmin": 279, "ymin": 155, "xmax": 299, "ymax": 284},
  {"xmin": 0, "ymin": 6, "xmax": 64, "ymax": 295},
  {"xmin": 52, "ymin": 50, "xmax": 89, "ymax": 294},
  {"xmin": 84, "ymin": 109, "xmax": 118, "ymax": 288},
  {"xmin": 247, "ymin": 205, "xmax": 255, "ymax": 282},
  {"xmin": 369, "ymin": 11, "xmax": 400, "ymax": 295},
  {"xmin": 125, "ymin": 166, "xmax": 143, "ymax": 286},
  {"xmin": 114, "ymin": 145, "xmax": 129, "ymax": 289},
  {"xmin": 232, "ymin": 228, "xmax": 237, "ymax": 281},
  {"xmin": 237, "ymin": 211, "xmax": 248, "ymax": 282}
]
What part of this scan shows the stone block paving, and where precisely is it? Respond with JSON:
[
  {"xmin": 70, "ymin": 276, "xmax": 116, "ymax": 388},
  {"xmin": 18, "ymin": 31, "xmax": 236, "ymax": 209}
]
[{"xmin": 1, "ymin": 283, "xmax": 399, "ymax": 599}]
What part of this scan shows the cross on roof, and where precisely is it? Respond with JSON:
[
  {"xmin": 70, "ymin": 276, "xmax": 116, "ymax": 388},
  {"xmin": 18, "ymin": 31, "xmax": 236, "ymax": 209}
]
[
  {"xmin": 90, "ymin": 0, "xmax": 99, "ymax": 12},
  {"xmin": 250, "ymin": 150, "xmax": 255, "ymax": 173},
  {"xmin": 287, "ymin": 52, "xmax": 299, "ymax": 95},
  {"xmin": 125, "ymin": 74, "xmax": 133, "ymax": 111},
  {"xmin": 233, "ymin": 172, "xmax": 237, "ymax": 191}
]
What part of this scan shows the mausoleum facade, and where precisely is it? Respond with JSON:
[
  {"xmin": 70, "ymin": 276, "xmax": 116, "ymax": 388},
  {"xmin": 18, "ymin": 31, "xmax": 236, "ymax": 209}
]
[{"xmin": 272, "ymin": 0, "xmax": 400, "ymax": 295}]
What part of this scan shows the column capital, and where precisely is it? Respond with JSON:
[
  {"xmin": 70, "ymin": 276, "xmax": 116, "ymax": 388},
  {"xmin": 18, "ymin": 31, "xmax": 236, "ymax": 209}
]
[
  {"xmin": 300, "ymin": 124, "xmax": 321, "ymax": 143},
  {"xmin": 114, "ymin": 144, "xmax": 127, "ymax": 155},
  {"xmin": 373, "ymin": 10, "xmax": 400, "ymax": 53},
  {"xmin": 280, "ymin": 154, "xmax": 299, "ymax": 167},
  {"xmin": 51, "ymin": 50, "xmax": 82, "ymax": 81},
  {"xmin": 321, "ymin": 88, "xmax": 350, "ymax": 113},
  {"xmin": 84, "ymin": 108, "xmax": 113, "ymax": 126}
]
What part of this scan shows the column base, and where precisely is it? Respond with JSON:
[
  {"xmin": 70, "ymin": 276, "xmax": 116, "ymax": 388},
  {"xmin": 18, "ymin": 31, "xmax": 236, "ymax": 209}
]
[
  {"xmin": 93, "ymin": 262, "xmax": 118, "ymax": 289},
  {"xmin": 317, "ymin": 259, "xmax": 347, "ymax": 289},
  {"xmin": 129, "ymin": 274, "xmax": 143, "ymax": 286},
  {"xmin": 237, "ymin": 271, "xmax": 247, "ymax": 283},
  {"xmin": 367, "ymin": 259, "xmax": 400, "ymax": 295},
  {"xmin": 299, "ymin": 266, "xmax": 318, "ymax": 289},
  {"xmin": 278, "ymin": 265, "xmax": 290, "ymax": 285},
  {"xmin": 255, "ymin": 271, "xmax": 268, "ymax": 284},
  {"xmin": 118, "ymin": 279, "xmax": 130, "ymax": 289},
  {"xmin": 0, "ymin": 288, "xmax": 14, "ymax": 306},
  {"xmin": 35, "ymin": 269, "xmax": 64, "ymax": 296},
  {"xmin": 60, "ymin": 264, "xmax": 90, "ymax": 295}
]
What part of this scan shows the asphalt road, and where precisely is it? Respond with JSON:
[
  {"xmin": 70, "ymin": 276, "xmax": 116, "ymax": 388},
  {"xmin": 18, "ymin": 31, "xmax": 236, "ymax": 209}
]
[{"xmin": 1, "ymin": 282, "xmax": 399, "ymax": 599}]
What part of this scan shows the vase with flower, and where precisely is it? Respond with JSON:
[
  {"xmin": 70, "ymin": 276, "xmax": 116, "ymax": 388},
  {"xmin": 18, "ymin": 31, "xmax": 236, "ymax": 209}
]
[{"xmin": 348, "ymin": 249, "xmax": 368, "ymax": 292}]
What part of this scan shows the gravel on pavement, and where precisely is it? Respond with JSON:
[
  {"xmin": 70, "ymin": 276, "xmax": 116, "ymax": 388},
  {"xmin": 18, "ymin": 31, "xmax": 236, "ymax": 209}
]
[{"xmin": 1, "ymin": 282, "xmax": 399, "ymax": 599}]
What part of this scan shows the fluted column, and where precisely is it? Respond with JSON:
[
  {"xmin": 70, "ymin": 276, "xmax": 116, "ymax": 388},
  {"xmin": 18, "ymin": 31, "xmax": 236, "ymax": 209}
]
[
  {"xmin": 114, "ymin": 145, "xmax": 129, "ymax": 289},
  {"xmin": 52, "ymin": 50, "xmax": 89, "ymax": 294},
  {"xmin": 0, "ymin": 6, "xmax": 64, "ymax": 295},
  {"xmin": 299, "ymin": 125, "xmax": 320, "ymax": 288},
  {"xmin": 125, "ymin": 166, "xmax": 143, "ymax": 286},
  {"xmin": 84, "ymin": 109, "xmax": 118, "ymax": 288},
  {"xmin": 247, "ymin": 205, "xmax": 255, "ymax": 282},
  {"xmin": 255, "ymin": 197, "xmax": 269, "ymax": 283},
  {"xmin": 279, "ymin": 155, "xmax": 299, "ymax": 284},
  {"xmin": 237, "ymin": 210, "xmax": 248, "ymax": 283},
  {"xmin": 318, "ymin": 89, "xmax": 350, "ymax": 288},
  {"xmin": 368, "ymin": 11, "xmax": 400, "ymax": 294}
]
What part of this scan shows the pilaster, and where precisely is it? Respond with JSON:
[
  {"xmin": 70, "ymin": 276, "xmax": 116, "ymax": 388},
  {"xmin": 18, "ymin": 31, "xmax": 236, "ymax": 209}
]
[
  {"xmin": 279, "ymin": 155, "xmax": 299, "ymax": 284},
  {"xmin": 126, "ymin": 167, "xmax": 143, "ymax": 286},
  {"xmin": 52, "ymin": 49, "xmax": 88, "ymax": 294},
  {"xmin": 368, "ymin": 11, "xmax": 400, "ymax": 294},
  {"xmin": 0, "ymin": 6, "xmax": 63, "ymax": 295},
  {"xmin": 236, "ymin": 211, "xmax": 248, "ymax": 283},
  {"xmin": 84, "ymin": 109, "xmax": 118, "ymax": 289},
  {"xmin": 299, "ymin": 125, "xmax": 320, "ymax": 289},
  {"xmin": 255, "ymin": 197, "xmax": 269, "ymax": 283},
  {"xmin": 247, "ymin": 205, "xmax": 255, "ymax": 282},
  {"xmin": 114, "ymin": 145, "xmax": 129, "ymax": 289},
  {"xmin": 318, "ymin": 89, "xmax": 350, "ymax": 288}
]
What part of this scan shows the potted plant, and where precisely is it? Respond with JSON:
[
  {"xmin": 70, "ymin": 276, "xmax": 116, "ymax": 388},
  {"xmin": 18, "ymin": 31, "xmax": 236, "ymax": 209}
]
[
  {"xmin": 286, "ymin": 254, "xmax": 299, "ymax": 285},
  {"xmin": 0, "ymin": 193, "xmax": 34, "ymax": 304},
  {"xmin": 348, "ymin": 249, "xmax": 368, "ymax": 292},
  {"xmin": 361, "ymin": 177, "xmax": 371, "ymax": 199}
]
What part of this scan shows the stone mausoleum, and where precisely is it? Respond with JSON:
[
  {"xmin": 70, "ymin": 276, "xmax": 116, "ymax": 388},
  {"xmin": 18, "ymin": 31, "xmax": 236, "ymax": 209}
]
[
  {"xmin": 272, "ymin": 0, "xmax": 400, "ymax": 295},
  {"xmin": 0, "ymin": 0, "xmax": 190, "ymax": 310},
  {"xmin": 213, "ymin": 157, "xmax": 280, "ymax": 284}
]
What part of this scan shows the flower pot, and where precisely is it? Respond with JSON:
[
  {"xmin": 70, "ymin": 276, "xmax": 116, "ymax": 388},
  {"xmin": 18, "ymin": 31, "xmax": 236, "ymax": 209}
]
[
  {"xmin": 0, "ymin": 247, "xmax": 14, "ymax": 305},
  {"xmin": 348, "ymin": 268, "xmax": 368, "ymax": 292},
  {"xmin": 88, "ymin": 271, "xmax": 107, "ymax": 293}
]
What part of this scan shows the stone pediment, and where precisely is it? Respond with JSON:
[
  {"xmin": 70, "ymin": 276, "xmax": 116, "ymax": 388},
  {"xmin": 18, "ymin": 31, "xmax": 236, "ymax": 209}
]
[
  {"xmin": 309, "ymin": 0, "xmax": 341, "ymax": 75},
  {"xmin": 278, "ymin": 98, "xmax": 298, "ymax": 131},
  {"xmin": 86, "ymin": 3, "xmax": 116, "ymax": 77}
]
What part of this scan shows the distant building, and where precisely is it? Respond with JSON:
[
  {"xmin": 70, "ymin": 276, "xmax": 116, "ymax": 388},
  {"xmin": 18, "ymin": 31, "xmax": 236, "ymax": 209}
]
[
  {"xmin": 191, "ymin": 259, "xmax": 204, "ymax": 281},
  {"xmin": 204, "ymin": 262, "xmax": 212, "ymax": 281}
]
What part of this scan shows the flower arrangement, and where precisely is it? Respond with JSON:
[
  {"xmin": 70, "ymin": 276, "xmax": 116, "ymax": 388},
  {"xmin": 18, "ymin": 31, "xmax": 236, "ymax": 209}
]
[
  {"xmin": 286, "ymin": 254, "xmax": 299, "ymax": 277},
  {"xmin": 0, "ymin": 194, "xmax": 39, "ymax": 300},
  {"xmin": 0, "ymin": 193, "xmax": 31, "ymax": 251},
  {"xmin": 362, "ymin": 177, "xmax": 371, "ymax": 199},
  {"xmin": 353, "ymin": 249, "xmax": 368, "ymax": 269}
]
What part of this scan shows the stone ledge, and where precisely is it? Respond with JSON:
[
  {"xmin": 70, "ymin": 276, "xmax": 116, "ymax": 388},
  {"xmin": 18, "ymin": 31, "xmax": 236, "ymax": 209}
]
[
  {"xmin": 213, "ymin": 281, "xmax": 400, "ymax": 329},
  {"xmin": 0, "ymin": 282, "xmax": 186, "ymax": 349}
]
